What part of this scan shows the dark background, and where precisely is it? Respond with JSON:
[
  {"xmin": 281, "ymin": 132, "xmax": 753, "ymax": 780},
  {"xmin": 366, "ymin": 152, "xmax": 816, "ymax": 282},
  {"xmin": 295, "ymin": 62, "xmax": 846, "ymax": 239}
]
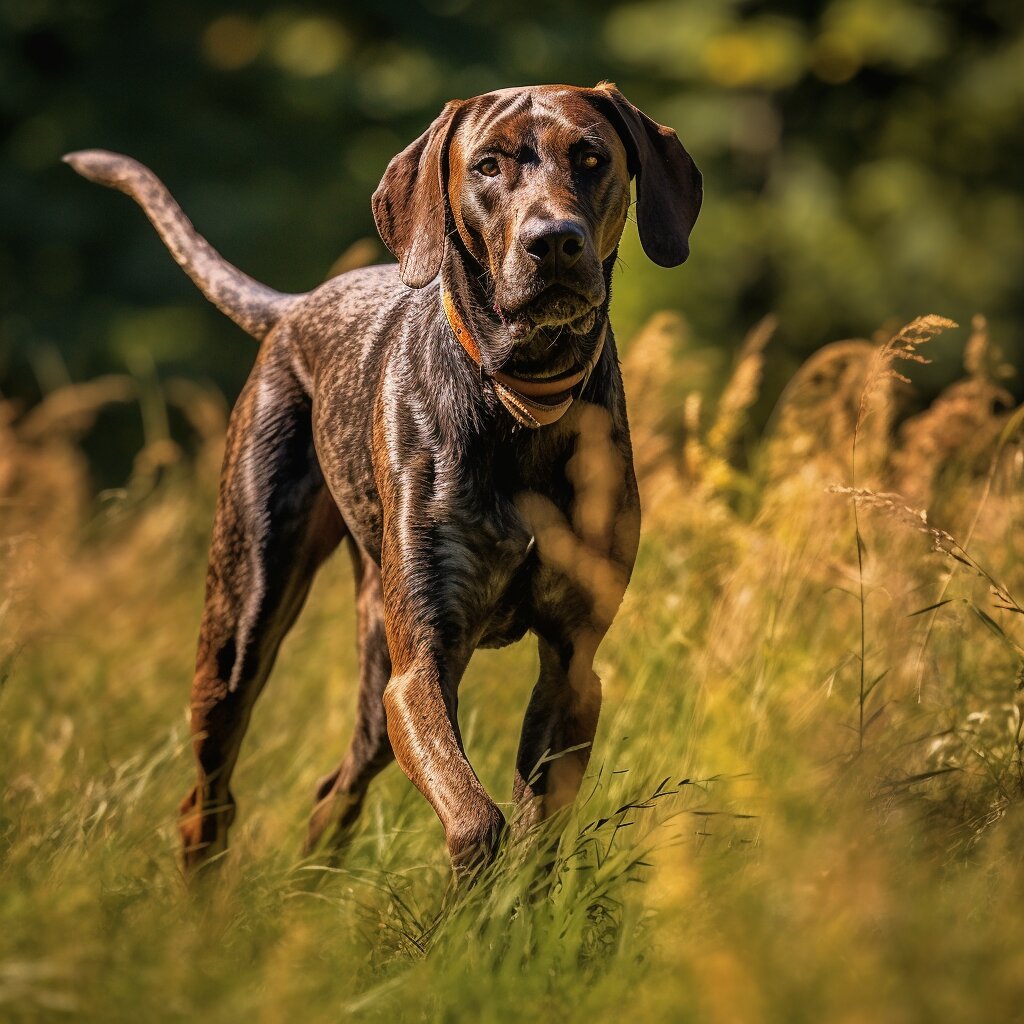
[{"xmin": 4, "ymin": 0, "xmax": 1023, "ymax": 482}]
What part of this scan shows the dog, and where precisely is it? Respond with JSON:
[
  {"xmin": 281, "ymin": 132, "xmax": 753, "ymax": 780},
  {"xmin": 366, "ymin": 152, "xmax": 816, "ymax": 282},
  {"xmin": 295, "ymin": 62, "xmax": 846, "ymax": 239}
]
[{"xmin": 64, "ymin": 82, "xmax": 702, "ymax": 877}]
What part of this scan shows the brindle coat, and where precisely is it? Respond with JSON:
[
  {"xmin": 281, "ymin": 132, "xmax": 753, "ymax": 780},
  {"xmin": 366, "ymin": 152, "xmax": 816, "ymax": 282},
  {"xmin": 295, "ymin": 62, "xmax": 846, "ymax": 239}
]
[{"xmin": 65, "ymin": 82, "xmax": 702, "ymax": 876}]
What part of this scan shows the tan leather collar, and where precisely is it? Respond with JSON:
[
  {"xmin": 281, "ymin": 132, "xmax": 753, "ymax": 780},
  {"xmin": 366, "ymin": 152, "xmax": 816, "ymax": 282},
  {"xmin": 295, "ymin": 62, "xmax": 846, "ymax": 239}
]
[{"xmin": 441, "ymin": 287, "xmax": 606, "ymax": 429}]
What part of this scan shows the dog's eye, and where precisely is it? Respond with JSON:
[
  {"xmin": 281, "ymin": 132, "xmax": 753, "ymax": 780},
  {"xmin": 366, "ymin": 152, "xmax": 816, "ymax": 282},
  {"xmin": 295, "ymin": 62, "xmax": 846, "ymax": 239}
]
[
  {"xmin": 580, "ymin": 152, "xmax": 604, "ymax": 170},
  {"xmin": 476, "ymin": 158, "xmax": 500, "ymax": 177}
]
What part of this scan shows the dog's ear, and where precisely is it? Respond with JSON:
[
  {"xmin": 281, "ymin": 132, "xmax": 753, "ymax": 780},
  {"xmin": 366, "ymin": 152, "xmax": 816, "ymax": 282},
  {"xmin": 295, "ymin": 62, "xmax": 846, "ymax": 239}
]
[
  {"xmin": 592, "ymin": 83, "xmax": 702, "ymax": 267},
  {"xmin": 372, "ymin": 100, "xmax": 463, "ymax": 288}
]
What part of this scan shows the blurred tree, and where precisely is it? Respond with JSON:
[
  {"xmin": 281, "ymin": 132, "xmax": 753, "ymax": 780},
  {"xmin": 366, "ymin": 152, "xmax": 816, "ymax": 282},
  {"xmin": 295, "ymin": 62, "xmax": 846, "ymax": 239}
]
[{"xmin": 2, "ymin": 0, "xmax": 1022, "ymax": 482}]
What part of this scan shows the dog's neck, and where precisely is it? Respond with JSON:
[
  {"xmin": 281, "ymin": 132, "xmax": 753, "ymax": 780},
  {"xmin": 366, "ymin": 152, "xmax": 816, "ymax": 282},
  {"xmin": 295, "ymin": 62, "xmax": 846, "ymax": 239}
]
[{"xmin": 439, "ymin": 254, "xmax": 612, "ymax": 429}]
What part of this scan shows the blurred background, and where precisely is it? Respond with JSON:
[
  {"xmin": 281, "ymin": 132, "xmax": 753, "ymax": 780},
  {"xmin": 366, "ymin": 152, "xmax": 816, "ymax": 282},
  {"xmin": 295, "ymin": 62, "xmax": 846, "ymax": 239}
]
[
  {"xmin": 7, "ymin": 9, "xmax": 1024, "ymax": 1014},
  {"xmin": 3, "ymin": 0, "xmax": 1024, "ymax": 486}
]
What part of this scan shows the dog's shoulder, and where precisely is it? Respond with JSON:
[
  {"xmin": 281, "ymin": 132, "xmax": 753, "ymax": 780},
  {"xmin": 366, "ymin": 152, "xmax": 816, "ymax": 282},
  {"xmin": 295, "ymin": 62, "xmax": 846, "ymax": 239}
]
[
  {"xmin": 282, "ymin": 262, "xmax": 445, "ymax": 392},
  {"xmin": 305, "ymin": 262, "xmax": 403, "ymax": 313},
  {"xmin": 285, "ymin": 262, "xmax": 430, "ymax": 344}
]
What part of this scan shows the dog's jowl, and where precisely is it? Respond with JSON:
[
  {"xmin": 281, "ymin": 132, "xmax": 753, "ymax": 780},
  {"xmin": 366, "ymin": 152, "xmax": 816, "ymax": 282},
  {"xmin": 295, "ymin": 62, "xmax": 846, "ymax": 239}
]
[{"xmin": 65, "ymin": 82, "xmax": 702, "ymax": 878}]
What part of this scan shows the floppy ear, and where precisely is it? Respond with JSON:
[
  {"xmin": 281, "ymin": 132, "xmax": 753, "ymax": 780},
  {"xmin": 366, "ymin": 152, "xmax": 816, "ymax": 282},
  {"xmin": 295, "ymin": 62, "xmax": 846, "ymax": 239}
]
[
  {"xmin": 372, "ymin": 100, "xmax": 463, "ymax": 288},
  {"xmin": 592, "ymin": 83, "xmax": 702, "ymax": 267}
]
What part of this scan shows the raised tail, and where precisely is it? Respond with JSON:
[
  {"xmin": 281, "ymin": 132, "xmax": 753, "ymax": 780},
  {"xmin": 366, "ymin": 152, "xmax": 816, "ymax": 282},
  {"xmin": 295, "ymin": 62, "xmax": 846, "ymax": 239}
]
[{"xmin": 63, "ymin": 149, "xmax": 303, "ymax": 340}]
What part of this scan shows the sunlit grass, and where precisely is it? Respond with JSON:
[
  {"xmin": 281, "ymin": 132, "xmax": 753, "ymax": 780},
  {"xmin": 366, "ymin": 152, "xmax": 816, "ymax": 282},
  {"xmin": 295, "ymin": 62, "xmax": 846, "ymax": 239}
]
[{"xmin": 3, "ymin": 313, "xmax": 1024, "ymax": 1021}]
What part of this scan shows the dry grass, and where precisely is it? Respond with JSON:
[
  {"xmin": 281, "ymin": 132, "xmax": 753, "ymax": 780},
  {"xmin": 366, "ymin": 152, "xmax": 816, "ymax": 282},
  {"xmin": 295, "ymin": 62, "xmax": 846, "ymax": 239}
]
[{"xmin": 3, "ymin": 311, "xmax": 1024, "ymax": 1021}]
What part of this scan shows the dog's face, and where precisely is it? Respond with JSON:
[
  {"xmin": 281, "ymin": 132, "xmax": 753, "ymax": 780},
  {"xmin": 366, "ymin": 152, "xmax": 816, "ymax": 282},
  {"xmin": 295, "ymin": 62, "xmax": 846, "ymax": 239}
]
[
  {"xmin": 444, "ymin": 89, "xmax": 631, "ymax": 342},
  {"xmin": 373, "ymin": 83, "xmax": 702, "ymax": 351}
]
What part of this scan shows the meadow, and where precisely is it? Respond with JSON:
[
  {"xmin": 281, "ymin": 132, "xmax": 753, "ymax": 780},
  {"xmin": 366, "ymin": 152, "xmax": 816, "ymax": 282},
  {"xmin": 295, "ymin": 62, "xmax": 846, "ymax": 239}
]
[{"xmin": 3, "ymin": 309, "xmax": 1024, "ymax": 1023}]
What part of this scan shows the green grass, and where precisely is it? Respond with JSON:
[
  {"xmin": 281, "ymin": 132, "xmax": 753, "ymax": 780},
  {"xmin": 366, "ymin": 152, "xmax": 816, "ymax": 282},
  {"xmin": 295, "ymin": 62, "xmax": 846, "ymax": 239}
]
[{"xmin": 4, "ymin": 318, "xmax": 1024, "ymax": 1022}]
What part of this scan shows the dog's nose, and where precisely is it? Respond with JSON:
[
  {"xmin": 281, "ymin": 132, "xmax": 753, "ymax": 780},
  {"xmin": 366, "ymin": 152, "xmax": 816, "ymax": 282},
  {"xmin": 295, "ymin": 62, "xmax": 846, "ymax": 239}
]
[{"xmin": 520, "ymin": 220, "xmax": 586, "ymax": 279}]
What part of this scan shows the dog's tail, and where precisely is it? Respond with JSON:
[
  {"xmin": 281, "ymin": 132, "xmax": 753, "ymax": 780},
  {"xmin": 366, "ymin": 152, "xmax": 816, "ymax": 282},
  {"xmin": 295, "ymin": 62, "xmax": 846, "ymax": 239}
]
[{"xmin": 63, "ymin": 150, "xmax": 303, "ymax": 341}]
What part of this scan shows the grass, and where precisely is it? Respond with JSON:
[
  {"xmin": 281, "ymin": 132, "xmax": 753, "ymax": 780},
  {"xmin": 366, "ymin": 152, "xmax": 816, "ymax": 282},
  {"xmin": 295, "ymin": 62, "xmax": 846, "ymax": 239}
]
[{"xmin": 3, "ymin": 312, "xmax": 1024, "ymax": 1022}]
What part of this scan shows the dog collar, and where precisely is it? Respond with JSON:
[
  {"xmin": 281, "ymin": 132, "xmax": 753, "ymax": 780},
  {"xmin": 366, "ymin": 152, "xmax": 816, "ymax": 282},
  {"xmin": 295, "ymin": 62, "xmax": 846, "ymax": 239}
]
[{"xmin": 441, "ymin": 287, "xmax": 606, "ymax": 429}]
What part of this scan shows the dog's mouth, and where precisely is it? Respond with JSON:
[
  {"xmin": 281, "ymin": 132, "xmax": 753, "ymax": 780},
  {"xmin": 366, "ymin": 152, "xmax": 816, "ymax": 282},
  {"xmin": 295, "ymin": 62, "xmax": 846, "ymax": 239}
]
[
  {"xmin": 498, "ymin": 306, "xmax": 606, "ymax": 379},
  {"xmin": 527, "ymin": 285, "xmax": 598, "ymax": 331},
  {"xmin": 501, "ymin": 285, "xmax": 600, "ymax": 342}
]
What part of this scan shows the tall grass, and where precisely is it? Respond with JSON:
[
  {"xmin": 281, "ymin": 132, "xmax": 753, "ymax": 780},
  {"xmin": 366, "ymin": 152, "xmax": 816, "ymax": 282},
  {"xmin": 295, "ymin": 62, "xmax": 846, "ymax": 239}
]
[{"xmin": 2, "ymin": 312, "xmax": 1024, "ymax": 1022}]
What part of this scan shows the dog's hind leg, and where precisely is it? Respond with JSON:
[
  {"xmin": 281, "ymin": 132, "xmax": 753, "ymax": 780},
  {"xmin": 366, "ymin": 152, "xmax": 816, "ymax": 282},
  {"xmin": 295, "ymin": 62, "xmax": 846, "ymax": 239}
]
[
  {"xmin": 303, "ymin": 549, "xmax": 393, "ymax": 854},
  {"xmin": 179, "ymin": 351, "xmax": 345, "ymax": 874}
]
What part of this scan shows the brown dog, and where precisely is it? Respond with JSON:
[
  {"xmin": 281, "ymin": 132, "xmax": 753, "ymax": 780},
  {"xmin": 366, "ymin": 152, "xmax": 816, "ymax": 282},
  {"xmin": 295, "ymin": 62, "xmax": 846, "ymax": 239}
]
[{"xmin": 64, "ymin": 82, "xmax": 702, "ymax": 877}]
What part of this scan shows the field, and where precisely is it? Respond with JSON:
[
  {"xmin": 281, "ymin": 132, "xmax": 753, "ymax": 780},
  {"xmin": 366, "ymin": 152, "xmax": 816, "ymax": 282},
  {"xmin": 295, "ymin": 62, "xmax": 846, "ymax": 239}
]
[{"xmin": 3, "ymin": 311, "xmax": 1024, "ymax": 1023}]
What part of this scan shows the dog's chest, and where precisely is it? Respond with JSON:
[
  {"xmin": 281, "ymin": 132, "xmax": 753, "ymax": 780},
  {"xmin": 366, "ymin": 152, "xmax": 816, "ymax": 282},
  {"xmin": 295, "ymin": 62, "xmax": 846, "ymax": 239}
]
[
  {"xmin": 427, "ymin": 496, "xmax": 535, "ymax": 649},
  {"xmin": 475, "ymin": 542, "xmax": 536, "ymax": 648},
  {"xmin": 460, "ymin": 492, "xmax": 627, "ymax": 652}
]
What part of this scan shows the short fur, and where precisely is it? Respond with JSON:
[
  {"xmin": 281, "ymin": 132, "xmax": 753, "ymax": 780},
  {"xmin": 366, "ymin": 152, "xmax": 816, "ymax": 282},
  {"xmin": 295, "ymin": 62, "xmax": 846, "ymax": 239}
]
[{"xmin": 65, "ymin": 82, "xmax": 702, "ymax": 876}]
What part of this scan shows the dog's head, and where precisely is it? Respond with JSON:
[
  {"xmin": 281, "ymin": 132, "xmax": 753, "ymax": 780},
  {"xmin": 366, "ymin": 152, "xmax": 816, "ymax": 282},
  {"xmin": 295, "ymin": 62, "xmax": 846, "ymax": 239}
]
[{"xmin": 373, "ymin": 83, "xmax": 702, "ymax": 352}]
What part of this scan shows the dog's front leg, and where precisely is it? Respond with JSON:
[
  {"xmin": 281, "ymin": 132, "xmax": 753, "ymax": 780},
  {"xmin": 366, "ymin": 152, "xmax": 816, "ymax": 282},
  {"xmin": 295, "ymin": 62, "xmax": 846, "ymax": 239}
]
[
  {"xmin": 512, "ymin": 402, "xmax": 642, "ymax": 836},
  {"xmin": 376, "ymin": 502, "xmax": 506, "ymax": 876},
  {"xmin": 513, "ymin": 630, "xmax": 604, "ymax": 835},
  {"xmin": 383, "ymin": 652, "xmax": 505, "ymax": 876}
]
